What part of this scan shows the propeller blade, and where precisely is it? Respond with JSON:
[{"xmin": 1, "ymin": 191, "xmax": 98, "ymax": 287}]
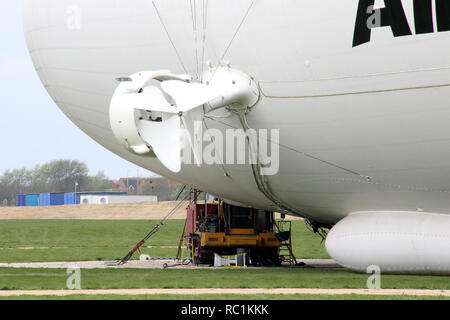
[
  {"xmin": 127, "ymin": 86, "xmax": 175, "ymax": 113},
  {"xmin": 161, "ymin": 80, "xmax": 220, "ymax": 113},
  {"xmin": 180, "ymin": 113, "xmax": 202, "ymax": 166},
  {"xmin": 137, "ymin": 115, "xmax": 182, "ymax": 172}
]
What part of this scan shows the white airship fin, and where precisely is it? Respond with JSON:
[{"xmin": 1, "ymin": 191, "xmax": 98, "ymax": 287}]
[{"xmin": 137, "ymin": 115, "xmax": 182, "ymax": 173}]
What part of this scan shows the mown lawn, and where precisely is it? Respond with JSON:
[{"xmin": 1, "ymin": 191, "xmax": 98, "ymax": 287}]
[
  {"xmin": 0, "ymin": 220, "xmax": 448, "ymax": 294},
  {"xmin": 0, "ymin": 268, "xmax": 450, "ymax": 291},
  {"xmin": 0, "ymin": 220, "xmax": 329, "ymax": 263}
]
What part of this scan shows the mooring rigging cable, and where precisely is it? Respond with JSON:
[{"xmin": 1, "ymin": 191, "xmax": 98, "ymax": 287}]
[
  {"xmin": 152, "ymin": 0, "xmax": 189, "ymax": 74},
  {"xmin": 220, "ymin": 0, "xmax": 255, "ymax": 62},
  {"xmin": 202, "ymin": 114, "xmax": 369, "ymax": 180},
  {"xmin": 208, "ymin": 0, "xmax": 255, "ymax": 82},
  {"xmin": 201, "ymin": 0, "xmax": 209, "ymax": 75},
  {"xmin": 189, "ymin": 0, "xmax": 199, "ymax": 77},
  {"xmin": 116, "ymin": 186, "xmax": 190, "ymax": 265}
]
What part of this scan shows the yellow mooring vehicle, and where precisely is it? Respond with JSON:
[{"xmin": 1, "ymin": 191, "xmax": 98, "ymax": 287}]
[{"xmin": 185, "ymin": 191, "xmax": 296, "ymax": 266}]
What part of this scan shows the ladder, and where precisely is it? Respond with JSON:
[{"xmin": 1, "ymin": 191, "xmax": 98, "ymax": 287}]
[
  {"xmin": 276, "ymin": 220, "xmax": 297, "ymax": 266},
  {"xmin": 180, "ymin": 235, "xmax": 195, "ymax": 265}
]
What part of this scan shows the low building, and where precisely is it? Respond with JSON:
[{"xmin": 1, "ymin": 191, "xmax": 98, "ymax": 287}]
[
  {"xmin": 82, "ymin": 194, "xmax": 158, "ymax": 205},
  {"xmin": 15, "ymin": 191, "xmax": 156, "ymax": 206}
]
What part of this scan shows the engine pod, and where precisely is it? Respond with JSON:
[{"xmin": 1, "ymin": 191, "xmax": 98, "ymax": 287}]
[{"xmin": 325, "ymin": 211, "xmax": 450, "ymax": 274}]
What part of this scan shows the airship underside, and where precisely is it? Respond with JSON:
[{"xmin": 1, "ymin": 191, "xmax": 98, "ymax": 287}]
[{"xmin": 23, "ymin": 0, "xmax": 450, "ymax": 273}]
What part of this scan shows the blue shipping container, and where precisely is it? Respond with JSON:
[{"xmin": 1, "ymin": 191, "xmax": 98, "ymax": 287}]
[
  {"xmin": 16, "ymin": 194, "xmax": 26, "ymax": 206},
  {"xmin": 39, "ymin": 193, "xmax": 50, "ymax": 206},
  {"xmin": 64, "ymin": 193, "xmax": 75, "ymax": 205},
  {"xmin": 50, "ymin": 193, "xmax": 65, "ymax": 206},
  {"xmin": 25, "ymin": 194, "xmax": 39, "ymax": 206}
]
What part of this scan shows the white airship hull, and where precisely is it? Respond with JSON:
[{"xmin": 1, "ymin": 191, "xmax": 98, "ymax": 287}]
[{"xmin": 22, "ymin": 0, "xmax": 450, "ymax": 237}]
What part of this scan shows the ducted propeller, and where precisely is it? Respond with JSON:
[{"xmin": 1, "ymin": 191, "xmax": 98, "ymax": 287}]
[{"xmin": 109, "ymin": 67, "xmax": 260, "ymax": 173}]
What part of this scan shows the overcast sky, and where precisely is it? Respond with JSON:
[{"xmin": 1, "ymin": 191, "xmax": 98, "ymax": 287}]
[{"xmin": 0, "ymin": 1, "xmax": 156, "ymax": 180}]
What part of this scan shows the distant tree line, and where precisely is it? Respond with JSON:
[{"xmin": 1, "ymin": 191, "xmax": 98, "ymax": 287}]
[
  {"xmin": 0, "ymin": 160, "xmax": 202, "ymax": 206},
  {"xmin": 0, "ymin": 160, "xmax": 110, "ymax": 206}
]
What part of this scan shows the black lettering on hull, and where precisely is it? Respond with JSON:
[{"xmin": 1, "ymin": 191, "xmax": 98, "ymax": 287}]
[
  {"xmin": 353, "ymin": 0, "xmax": 411, "ymax": 47},
  {"xmin": 414, "ymin": 0, "xmax": 434, "ymax": 34},
  {"xmin": 436, "ymin": 0, "xmax": 450, "ymax": 32}
]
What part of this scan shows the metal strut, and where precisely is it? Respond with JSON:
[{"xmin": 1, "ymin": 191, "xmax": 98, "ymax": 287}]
[{"xmin": 113, "ymin": 186, "xmax": 190, "ymax": 265}]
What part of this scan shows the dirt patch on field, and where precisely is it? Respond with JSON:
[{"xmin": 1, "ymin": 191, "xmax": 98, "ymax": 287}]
[
  {"xmin": 0, "ymin": 288, "xmax": 449, "ymax": 297},
  {"xmin": 0, "ymin": 202, "xmax": 302, "ymax": 220},
  {"xmin": 0, "ymin": 202, "xmax": 186, "ymax": 220}
]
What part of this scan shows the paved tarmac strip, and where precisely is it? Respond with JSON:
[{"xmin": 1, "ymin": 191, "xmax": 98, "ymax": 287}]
[
  {"xmin": 0, "ymin": 288, "xmax": 449, "ymax": 297},
  {"xmin": 0, "ymin": 259, "xmax": 342, "ymax": 269}
]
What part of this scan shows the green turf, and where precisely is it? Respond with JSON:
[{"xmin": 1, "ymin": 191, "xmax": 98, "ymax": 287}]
[
  {"xmin": 0, "ymin": 268, "xmax": 449, "ymax": 291},
  {"xmin": 0, "ymin": 220, "xmax": 329, "ymax": 262},
  {"xmin": 1, "ymin": 219, "xmax": 448, "ymax": 298},
  {"xmin": 1, "ymin": 293, "xmax": 449, "ymax": 300}
]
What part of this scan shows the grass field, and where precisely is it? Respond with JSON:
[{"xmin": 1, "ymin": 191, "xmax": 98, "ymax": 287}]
[
  {"xmin": 0, "ymin": 219, "xmax": 329, "ymax": 262},
  {"xmin": 1, "ymin": 219, "xmax": 449, "ymax": 300},
  {"xmin": 1, "ymin": 267, "xmax": 450, "ymax": 291}
]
